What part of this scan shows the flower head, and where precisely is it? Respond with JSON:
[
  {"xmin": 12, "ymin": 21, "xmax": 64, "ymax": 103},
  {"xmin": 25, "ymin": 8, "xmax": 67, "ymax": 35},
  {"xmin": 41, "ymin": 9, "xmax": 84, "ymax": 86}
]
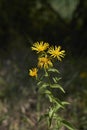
[
  {"xmin": 29, "ymin": 68, "xmax": 38, "ymax": 77},
  {"xmin": 80, "ymin": 72, "xmax": 87, "ymax": 79},
  {"xmin": 38, "ymin": 56, "xmax": 53, "ymax": 69},
  {"xmin": 31, "ymin": 41, "xmax": 49, "ymax": 53},
  {"xmin": 48, "ymin": 46, "xmax": 65, "ymax": 61}
]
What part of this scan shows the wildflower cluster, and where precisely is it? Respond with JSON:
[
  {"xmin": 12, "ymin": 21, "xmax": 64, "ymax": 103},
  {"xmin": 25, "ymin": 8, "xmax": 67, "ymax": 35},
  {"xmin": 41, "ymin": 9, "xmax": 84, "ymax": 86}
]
[
  {"xmin": 29, "ymin": 41, "xmax": 65, "ymax": 77},
  {"xmin": 29, "ymin": 41, "xmax": 75, "ymax": 130}
]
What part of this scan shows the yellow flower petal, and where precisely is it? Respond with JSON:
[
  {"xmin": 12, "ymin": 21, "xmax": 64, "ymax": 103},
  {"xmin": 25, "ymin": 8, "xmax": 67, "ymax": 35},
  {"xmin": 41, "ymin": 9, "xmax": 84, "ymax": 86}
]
[
  {"xmin": 38, "ymin": 56, "xmax": 53, "ymax": 69},
  {"xmin": 29, "ymin": 68, "xmax": 38, "ymax": 77},
  {"xmin": 31, "ymin": 41, "xmax": 49, "ymax": 53},
  {"xmin": 48, "ymin": 45, "xmax": 65, "ymax": 61},
  {"xmin": 80, "ymin": 72, "xmax": 87, "ymax": 79}
]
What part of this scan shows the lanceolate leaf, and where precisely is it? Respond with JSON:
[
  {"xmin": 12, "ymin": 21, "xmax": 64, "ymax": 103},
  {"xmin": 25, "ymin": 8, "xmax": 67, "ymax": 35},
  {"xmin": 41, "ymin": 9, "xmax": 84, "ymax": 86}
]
[
  {"xmin": 49, "ymin": 108, "xmax": 54, "ymax": 119},
  {"xmin": 53, "ymin": 97, "xmax": 64, "ymax": 109},
  {"xmin": 48, "ymin": 68, "xmax": 60, "ymax": 73},
  {"xmin": 62, "ymin": 120, "xmax": 76, "ymax": 130},
  {"xmin": 40, "ymin": 83, "xmax": 49, "ymax": 88},
  {"xmin": 47, "ymin": 94, "xmax": 53, "ymax": 102},
  {"xmin": 44, "ymin": 90, "xmax": 52, "ymax": 95},
  {"xmin": 52, "ymin": 104, "xmax": 61, "ymax": 113},
  {"xmin": 48, "ymin": 108, "xmax": 54, "ymax": 127},
  {"xmin": 50, "ymin": 84, "xmax": 65, "ymax": 93},
  {"xmin": 38, "ymin": 84, "xmax": 49, "ymax": 92},
  {"xmin": 53, "ymin": 77, "xmax": 61, "ymax": 83},
  {"xmin": 38, "ymin": 82, "xmax": 49, "ymax": 92},
  {"xmin": 44, "ymin": 90, "xmax": 54, "ymax": 102},
  {"xmin": 62, "ymin": 101, "xmax": 70, "ymax": 105}
]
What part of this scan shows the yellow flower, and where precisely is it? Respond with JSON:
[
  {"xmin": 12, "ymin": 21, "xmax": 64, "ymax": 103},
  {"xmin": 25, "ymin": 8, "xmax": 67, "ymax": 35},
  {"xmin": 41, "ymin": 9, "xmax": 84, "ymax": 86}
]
[
  {"xmin": 31, "ymin": 41, "xmax": 49, "ymax": 53},
  {"xmin": 80, "ymin": 72, "xmax": 87, "ymax": 79},
  {"xmin": 29, "ymin": 68, "xmax": 38, "ymax": 77},
  {"xmin": 38, "ymin": 56, "xmax": 53, "ymax": 69},
  {"xmin": 48, "ymin": 46, "xmax": 65, "ymax": 61}
]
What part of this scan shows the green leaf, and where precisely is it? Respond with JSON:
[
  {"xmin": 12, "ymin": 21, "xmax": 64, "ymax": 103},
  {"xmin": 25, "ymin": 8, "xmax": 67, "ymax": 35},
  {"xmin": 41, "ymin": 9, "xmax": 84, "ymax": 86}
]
[
  {"xmin": 50, "ymin": 84, "xmax": 65, "ymax": 93},
  {"xmin": 48, "ymin": 68, "xmax": 60, "ymax": 73},
  {"xmin": 53, "ymin": 97, "xmax": 64, "ymax": 109},
  {"xmin": 38, "ymin": 81, "xmax": 49, "ymax": 89},
  {"xmin": 44, "ymin": 90, "xmax": 52, "ymax": 95},
  {"xmin": 37, "ymin": 81, "xmax": 42, "ymax": 86},
  {"xmin": 53, "ymin": 77, "xmax": 61, "ymax": 83},
  {"xmin": 44, "ymin": 71, "xmax": 49, "ymax": 77},
  {"xmin": 48, "ymin": 117, "xmax": 52, "ymax": 127},
  {"xmin": 47, "ymin": 94, "xmax": 53, "ymax": 102},
  {"xmin": 41, "ymin": 83, "xmax": 49, "ymax": 88},
  {"xmin": 44, "ymin": 90, "xmax": 53, "ymax": 102},
  {"xmin": 48, "ymin": 107, "xmax": 55, "ymax": 127},
  {"xmin": 39, "ymin": 83, "xmax": 49, "ymax": 92},
  {"xmin": 62, "ymin": 120, "xmax": 76, "ymax": 130},
  {"xmin": 49, "ymin": 107, "xmax": 54, "ymax": 119},
  {"xmin": 62, "ymin": 101, "xmax": 70, "ymax": 105},
  {"xmin": 40, "ymin": 83, "xmax": 49, "ymax": 89},
  {"xmin": 54, "ymin": 104, "xmax": 61, "ymax": 112}
]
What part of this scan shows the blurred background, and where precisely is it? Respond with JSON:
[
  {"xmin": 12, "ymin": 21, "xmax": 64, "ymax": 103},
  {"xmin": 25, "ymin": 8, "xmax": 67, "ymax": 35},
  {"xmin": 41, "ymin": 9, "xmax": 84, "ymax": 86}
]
[{"xmin": 0, "ymin": 0, "xmax": 87, "ymax": 130}]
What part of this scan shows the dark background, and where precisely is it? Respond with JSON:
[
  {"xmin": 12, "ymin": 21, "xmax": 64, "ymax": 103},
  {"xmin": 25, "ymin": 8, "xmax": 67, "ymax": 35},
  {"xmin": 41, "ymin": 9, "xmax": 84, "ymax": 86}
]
[{"xmin": 0, "ymin": 0, "xmax": 87, "ymax": 55}]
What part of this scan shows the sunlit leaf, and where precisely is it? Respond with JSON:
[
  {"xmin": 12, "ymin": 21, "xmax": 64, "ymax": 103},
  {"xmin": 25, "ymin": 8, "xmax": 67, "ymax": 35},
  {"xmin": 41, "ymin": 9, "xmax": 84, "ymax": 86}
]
[
  {"xmin": 54, "ymin": 104, "xmax": 61, "ymax": 112},
  {"xmin": 50, "ymin": 84, "xmax": 65, "ymax": 93},
  {"xmin": 49, "ymin": 107, "xmax": 54, "ymax": 119},
  {"xmin": 47, "ymin": 94, "xmax": 53, "ymax": 102},
  {"xmin": 48, "ymin": 68, "xmax": 60, "ymax": 73},
  {"xmin": 44, "ymin": 90, "xmax": 52, "ymax": 95},
  {"xmin": 62, "ymin": 101, "xmax": 70, "ymax": 105},
  {"xmin": 48, "ymin": 108, "xmax": 54, "ymax": 127},
  {"xmin": 53, "ymin": 77, "xmax": 61, "ymax": 83},
  {"xmin": 41, "ymin": 83, "xmax": 49, "ymax": 88},
  {"xmin": 53, "ymin": 97, "xmax": 64, "ymax": 109},
  {"xmin": 39, "ymin": 83, "xmax": 49, "ymax": 92}
]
